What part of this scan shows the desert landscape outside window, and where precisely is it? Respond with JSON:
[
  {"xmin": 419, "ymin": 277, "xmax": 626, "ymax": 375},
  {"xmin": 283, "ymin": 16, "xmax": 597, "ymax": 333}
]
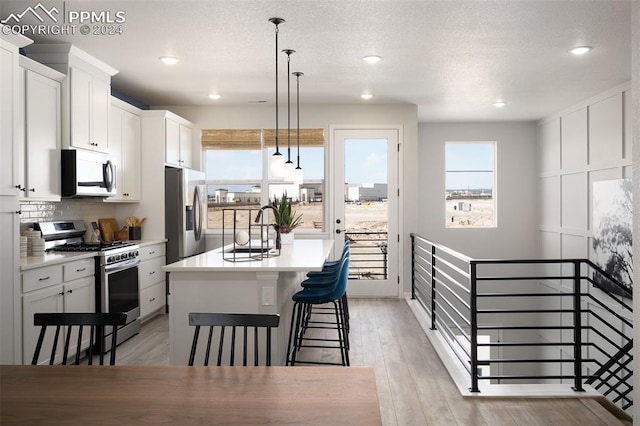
[
  {"xmin": 445, "ymin": 142, "xmax": 496, "ymax": 228},
  {"xmin": 202, "ymin": 129, "xmax": 325, "ymax": 231}
]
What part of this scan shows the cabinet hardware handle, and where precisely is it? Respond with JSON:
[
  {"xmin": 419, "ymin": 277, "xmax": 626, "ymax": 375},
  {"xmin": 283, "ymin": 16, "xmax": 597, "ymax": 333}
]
[
  {"xmin": 76, "ymin": 268, "xmax": 86, "ymax": 272},
  {"xmin": 38, "ymin": 276, "xmax": 50, "ymax": 281},
  {"xmin": 58, "ymin": 292, "xmax": 64, "ymax": 296},
  {"xmin": 149, "ymin": 271, "xmax": 155, "ymax": 275},
  {"xmin": 29, "ymin": 188, "xmax": 35, "ymax": 192},
  {"xmin": 149, "ymin": 251, "xmax": 155, "ymax": 255},
  {"xmin": 67, "ymin": 289, "xmax": 73, "ymax": 294},
  {"xmin": 150, "ymin": 297, "xmax": 155, "ymax": 302},
  {"xmin": 15, "ymin": 210, "xmax": 22, "ymax": 215},
  {"xmin": 15, "ymin": 184, "xmax": 26, "ymax": 192}
]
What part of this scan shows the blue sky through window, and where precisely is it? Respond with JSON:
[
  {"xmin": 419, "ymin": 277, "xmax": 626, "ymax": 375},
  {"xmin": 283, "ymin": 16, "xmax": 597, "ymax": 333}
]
[
  {"xmin": 445, "ymin": 142, "xmax": 494, "ymax": 190},
  {"xmin": 344, "ymin": 138, "xmax": 387, "ymax": 184}
]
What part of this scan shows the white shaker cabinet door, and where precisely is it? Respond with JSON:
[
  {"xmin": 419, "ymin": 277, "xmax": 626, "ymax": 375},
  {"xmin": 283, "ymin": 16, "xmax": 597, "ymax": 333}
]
[
  {"xmin": 63, "ymin": 276, "xmax": 95, "ymax": 355},
  {"xmin": 165, "ymin": 118, "xmax": 181, "ymax": 166},
  {"xmin": 24, "ymin": 70, "xmax": 61, "ymax": 200},
  {"xmin": 70, "ymin": 66, "xmax": 92, "ymax": 151},
  {"xmin": 22, "ymin": 285, "xmax": 64, "ymax": 365}
]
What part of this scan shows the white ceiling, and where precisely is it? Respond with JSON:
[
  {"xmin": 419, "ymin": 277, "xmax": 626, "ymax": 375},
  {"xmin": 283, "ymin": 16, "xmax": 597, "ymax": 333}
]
[{"xmin": 1, "ymin": 0, "xmax": 632, "ymax": 122}]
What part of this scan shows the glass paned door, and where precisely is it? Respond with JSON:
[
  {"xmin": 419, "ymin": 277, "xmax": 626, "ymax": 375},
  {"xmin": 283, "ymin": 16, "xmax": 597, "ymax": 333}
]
[{"xmin": 333, "ymin": 128, "xmax": 399, "ymax": 297}]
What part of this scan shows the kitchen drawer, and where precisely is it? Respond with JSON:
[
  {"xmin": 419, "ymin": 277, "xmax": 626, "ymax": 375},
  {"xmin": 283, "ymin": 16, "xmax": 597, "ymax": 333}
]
[
  {"xmin": 22, "ymin": 265, "xmax": 63, "ymax": 293},
  {"xmin": 139, "ymin": 256, "xmax": 165, "ymax": 290},
  {"xmin": 140, "ymin": 281, "xmax": 165, "ymax": 319},
  {"xmin": 63, "ymin": 258, "xmax": 95, "ymax": 282},
  {"xmin": 139, "ymin": 243, "xmax": 165, "ymax": 262}
]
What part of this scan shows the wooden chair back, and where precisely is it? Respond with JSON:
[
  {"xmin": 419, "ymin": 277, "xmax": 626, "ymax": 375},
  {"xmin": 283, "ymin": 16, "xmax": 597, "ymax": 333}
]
[
  {"xmin": 32, "ymin": 312, "xmax": 127, "ymax": 366},
  {"xmin": 188, "ymin": 313, "xmax": 280, "ymax": 366}
]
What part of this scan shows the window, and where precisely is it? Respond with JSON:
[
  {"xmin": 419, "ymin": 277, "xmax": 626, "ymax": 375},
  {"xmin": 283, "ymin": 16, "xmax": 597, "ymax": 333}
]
[
  {"xmin": 202, "ymin": 129, "xmax": 325, "ymax": 231},
  {"xmin": 445, "ymin": 142, "xmax": 496, "ymax": 228}
]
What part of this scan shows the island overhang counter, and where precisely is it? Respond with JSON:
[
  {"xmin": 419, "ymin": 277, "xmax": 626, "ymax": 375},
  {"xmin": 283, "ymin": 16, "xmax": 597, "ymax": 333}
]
[{"xmin": 163, "ymin": 239, "xmax": 334, "ymax": 365}]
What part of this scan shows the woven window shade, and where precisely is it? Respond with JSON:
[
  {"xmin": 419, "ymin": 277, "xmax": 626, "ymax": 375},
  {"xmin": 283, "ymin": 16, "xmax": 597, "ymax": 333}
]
[
  {"xmin": 201, "ymin": 129, "xmax": 324, "ymax": 150},
  {"xmin": 263, "ymin": 129, "xmax": 324, "ymax": 147},
  {"xmin": 201, "ymin": 129, "xmax": 262, "ymax": 150}
]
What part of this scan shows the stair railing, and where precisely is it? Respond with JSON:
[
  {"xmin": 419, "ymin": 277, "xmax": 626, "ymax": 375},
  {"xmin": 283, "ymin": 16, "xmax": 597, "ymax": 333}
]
[{"xmin": 411, "ymin": 233, "xmax": 633, "ymax": 412}]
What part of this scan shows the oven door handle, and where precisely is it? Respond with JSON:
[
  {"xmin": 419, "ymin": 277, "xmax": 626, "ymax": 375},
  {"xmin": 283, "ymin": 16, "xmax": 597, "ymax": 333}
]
[{"xmin": 104, "ymin": 257, "xmax": 140, "ymax": 273}]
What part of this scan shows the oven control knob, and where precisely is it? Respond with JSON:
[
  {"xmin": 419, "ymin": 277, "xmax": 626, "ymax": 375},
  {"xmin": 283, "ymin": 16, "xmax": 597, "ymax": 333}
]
[
  {"xmin": 132, "ymin": 250, "xmax": 139, "ymax": 258},
  {"xmin": 107, "ymin": 256, "xmax": 114, "ymax": 263},
  {"xmin": 115, "ymin": 254, "xmax": 120, "ymax": 261}
]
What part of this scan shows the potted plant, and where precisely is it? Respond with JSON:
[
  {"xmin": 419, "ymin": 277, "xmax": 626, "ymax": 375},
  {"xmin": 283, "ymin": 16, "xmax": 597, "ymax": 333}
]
[{"xmin": 272, "ymin": 192, "xmax": 303, "ymax": 243}]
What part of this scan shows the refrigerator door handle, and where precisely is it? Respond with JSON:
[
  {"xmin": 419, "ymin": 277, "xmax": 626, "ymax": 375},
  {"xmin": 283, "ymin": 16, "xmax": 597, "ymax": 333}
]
[{"xmin": 194, "ymin": 185, "xmax": 203, "ymax": 241}]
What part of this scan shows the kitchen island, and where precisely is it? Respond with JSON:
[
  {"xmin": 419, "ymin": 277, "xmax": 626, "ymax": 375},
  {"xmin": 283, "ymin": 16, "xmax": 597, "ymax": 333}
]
[{"xmin": 163, "ymin": 239, "xmax": 333, "ymax": 365}]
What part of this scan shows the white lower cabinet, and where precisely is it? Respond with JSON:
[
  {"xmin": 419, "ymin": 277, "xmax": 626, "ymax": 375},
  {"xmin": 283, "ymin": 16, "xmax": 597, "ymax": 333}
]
[
  {"xmin": 138, "ymin": 243, "xmax": 166, "ymax": 320},
  {"xmin": 22, "ymin": 258, "xmax": 95, "ymax": 365}
]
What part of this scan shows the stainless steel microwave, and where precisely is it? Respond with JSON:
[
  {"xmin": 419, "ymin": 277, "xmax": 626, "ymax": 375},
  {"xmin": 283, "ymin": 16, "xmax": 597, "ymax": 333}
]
[{"xmin": 61, "ymin": 149, "xmax": 116, "ymax": 197}]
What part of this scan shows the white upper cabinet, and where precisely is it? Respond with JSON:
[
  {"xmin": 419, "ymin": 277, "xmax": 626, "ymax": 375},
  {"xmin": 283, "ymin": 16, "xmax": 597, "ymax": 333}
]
[
  {"xmin": 142, "ymin": 110, "xmax": 194, "ymax": 169},
  {"xmin": 1, "ymin": 37, "xmax": 29, "ymax": 197},
  {"xmin": 18, "ymin": 56, "xmax": 65, "ymax": 201},
  {"xmin": 70, "ymin": 65, "xmax": 111, "ymax": 152},
  {"xmin": 108, "ymin": 98, "xmax": 141, "ymax": 202},
  {"xmin": 23, "ymin": 44, "xmax": 118, "ymax": 154},
  {"xmin": 165, "ymin": 117, "xmax": 194, "ymax": 168}
]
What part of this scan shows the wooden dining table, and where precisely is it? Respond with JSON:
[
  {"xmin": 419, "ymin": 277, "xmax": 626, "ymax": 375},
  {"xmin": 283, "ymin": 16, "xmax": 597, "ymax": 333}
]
[{"xmin": 1, "ymin": 365, "xmax": 382, "ymax": 425}]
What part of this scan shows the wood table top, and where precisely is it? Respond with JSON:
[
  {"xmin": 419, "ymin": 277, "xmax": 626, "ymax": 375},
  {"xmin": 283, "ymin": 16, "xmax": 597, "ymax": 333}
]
[{"xmin": 0, "ymin": 365, "xmax": 381, "ymax": 425}]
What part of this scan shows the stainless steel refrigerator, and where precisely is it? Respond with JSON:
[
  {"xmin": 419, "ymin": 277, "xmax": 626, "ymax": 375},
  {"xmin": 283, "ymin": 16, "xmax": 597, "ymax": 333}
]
[{"xmin": 165, "ymin": 166, "xmax": 206, "ymax": 265}]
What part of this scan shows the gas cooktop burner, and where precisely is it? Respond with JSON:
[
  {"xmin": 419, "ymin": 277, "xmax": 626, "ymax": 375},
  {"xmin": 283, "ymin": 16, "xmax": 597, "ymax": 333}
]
[{"xmin": 52, "ymin": 241, "xmax": 137, "ymax": 252}]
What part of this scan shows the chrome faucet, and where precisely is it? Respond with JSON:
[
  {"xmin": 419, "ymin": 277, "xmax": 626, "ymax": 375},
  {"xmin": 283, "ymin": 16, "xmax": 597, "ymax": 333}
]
[{"xmin": 255, "ymin": 205, "xmax": 281, "ymax": 250}]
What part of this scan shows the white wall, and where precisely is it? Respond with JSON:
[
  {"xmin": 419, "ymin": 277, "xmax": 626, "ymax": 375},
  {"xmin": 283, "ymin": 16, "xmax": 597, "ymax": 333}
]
[
  {"xmin": 154, "ymin": 103, "xmax": 419, "ymax": 295},
  {"xmin": 417, "ymin": 121, "xmax": 538, "ymax": 259},
  {"xmin": 537, "ymin": 83, "xmax": 632, "ymax": 267},
  {"xmin": 537, "ymin": 82, "xmax": 634, "ymax": 391}
]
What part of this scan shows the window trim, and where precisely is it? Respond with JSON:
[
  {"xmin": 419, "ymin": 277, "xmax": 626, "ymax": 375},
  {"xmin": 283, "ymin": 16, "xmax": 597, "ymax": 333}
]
[
  {"xmin": 444, "ymin": 141, "xmax": 497, "ymax": 229},
  {"xmin": 202, "ymin": 130, "xmax": 327, "ymax": 235}
]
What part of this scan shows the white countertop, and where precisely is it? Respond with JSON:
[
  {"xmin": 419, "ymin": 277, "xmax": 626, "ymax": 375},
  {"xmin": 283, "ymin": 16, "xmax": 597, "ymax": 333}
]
[
  {"xmin": 20, "ymin": 251, "xmax": 96, "ymax": 271},
  {"xmin": 163, "ymin": 239, "xmax": 334, "ymax": 273},
  {"xmin": 20, "ymin": 239, "xmax": 167, "ymax": 271}
]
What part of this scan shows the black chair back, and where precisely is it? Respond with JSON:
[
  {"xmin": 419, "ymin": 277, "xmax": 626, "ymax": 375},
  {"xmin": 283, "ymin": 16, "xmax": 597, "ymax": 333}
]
[
  {"xmin": 188, "ymin": 313, "xmax": 280, "ymax": 366},
  {"xmin": 32, "ymin": 312, "xmax": 127, "ymax": 366}
]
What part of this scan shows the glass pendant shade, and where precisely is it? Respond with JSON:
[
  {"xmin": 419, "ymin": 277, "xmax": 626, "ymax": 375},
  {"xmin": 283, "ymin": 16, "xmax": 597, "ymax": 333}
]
[
  {"xmin": 284, "ymin": 161, "xmax": 295, "ymax": 182},
  {"xmin": 294, "ymin": 167, "xmax": 304, "ymax": 185},
  {"xmin": 270, "ymin": 152, "xmax": 285, "ymax": 177}
]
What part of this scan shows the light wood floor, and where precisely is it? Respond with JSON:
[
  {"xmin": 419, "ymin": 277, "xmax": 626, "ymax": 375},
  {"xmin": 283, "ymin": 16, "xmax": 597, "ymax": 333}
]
[{"xmin": 117, "ymin": 299, "xmax": 628, "ymax": 425}]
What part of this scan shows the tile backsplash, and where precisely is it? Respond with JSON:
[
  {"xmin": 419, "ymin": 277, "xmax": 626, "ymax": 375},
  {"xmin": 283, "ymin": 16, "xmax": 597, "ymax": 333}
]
[{"xmin": 19, "ymin": 199, "xmax": 117, "ymax": 232}]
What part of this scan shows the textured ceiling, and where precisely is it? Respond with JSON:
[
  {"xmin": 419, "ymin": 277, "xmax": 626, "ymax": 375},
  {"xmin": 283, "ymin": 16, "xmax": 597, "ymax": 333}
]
[{"xmin": 1, "ymin": 0, "xmax": 632, "ymax": 121}]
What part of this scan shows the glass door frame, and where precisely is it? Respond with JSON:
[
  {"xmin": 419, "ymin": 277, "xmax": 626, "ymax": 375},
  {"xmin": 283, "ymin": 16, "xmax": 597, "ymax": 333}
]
[{"xmin": 329, "ymin": 125, "xmax": 402, "ymax": 297}]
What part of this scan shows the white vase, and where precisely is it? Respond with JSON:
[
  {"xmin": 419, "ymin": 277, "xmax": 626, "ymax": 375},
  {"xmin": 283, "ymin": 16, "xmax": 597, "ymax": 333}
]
[{"xmin": 280, "ymin": 231, "xmax": 294, "ymax": 244}]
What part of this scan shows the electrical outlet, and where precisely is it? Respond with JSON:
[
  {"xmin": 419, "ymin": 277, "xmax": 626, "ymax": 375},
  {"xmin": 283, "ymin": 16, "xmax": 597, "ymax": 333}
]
[{"xmin": 261, "ymin": 286, "xmax": 274, "ymax": 306}]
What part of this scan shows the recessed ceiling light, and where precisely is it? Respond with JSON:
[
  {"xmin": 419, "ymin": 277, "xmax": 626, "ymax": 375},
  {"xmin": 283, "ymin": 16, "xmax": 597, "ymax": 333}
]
[
  {"xmin": 208, "ymin": 94, "xmax": 221, "ymax": 100},
  {"xmin": 569, "ymin": 46, "xmax": 592, "ymax": 55},
  {"xmin": 159, "ymin": 56, "xmax": 179, "ymax": 65},
  {"xmin": 362, "ymin": 55, "xmax": 382, "ymax": 64},
  {"xmin": 361, "ymin": 93, "xmax": 373, "ymax": 100},
  {"xmin": 492, "ymin": 101, "xmax": 507, "ymax": 108}
]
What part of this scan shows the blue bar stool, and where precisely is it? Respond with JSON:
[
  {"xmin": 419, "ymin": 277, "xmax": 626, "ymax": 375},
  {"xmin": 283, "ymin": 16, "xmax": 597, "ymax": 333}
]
[
  {"xmin": 299, "ymin": 243, "xmax": 351, "ymax": 337},
  {"xmin": 286, "ymin": 255, "xmax": 350, "ymax": 366}
]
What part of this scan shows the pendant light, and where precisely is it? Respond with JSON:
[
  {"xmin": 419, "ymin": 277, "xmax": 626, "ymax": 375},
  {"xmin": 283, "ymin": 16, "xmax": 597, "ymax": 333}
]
[
  {"xmin": 283, "ymin": 49, "xmax": 296, "ymax": 182},
  {"xmin": 269, "ymin": 17, "xmax": 285, "ymax": 178},
  {"xmin": 292, "ymin": 71, "xmax": 304, "ymax": 185}
]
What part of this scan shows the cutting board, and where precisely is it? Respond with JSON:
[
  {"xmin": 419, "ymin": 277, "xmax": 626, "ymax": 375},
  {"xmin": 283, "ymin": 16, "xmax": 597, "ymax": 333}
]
[{"xmin": 98, "ymin": 218, "xmax": 119, "ymax": 242}]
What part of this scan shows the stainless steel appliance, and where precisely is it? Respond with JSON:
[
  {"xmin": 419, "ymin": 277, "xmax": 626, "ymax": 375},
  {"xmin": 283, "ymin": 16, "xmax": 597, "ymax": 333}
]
[
  {"xmin": 61, "ymin": 149, "xmax": 116, "ymax": 197},
  {"xmin": 165, "ymin": 167, "xmax": 206, "ymax": 264},
  {"xmin": 38, "ymin": 221, "xmax": 141, "ymax": 351}
]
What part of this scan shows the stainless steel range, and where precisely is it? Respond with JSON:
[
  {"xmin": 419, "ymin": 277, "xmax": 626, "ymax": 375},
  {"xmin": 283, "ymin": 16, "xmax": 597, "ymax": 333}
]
[{"xmin": 36, "ymin": 220, "xmax": 141, "ymax": 350}]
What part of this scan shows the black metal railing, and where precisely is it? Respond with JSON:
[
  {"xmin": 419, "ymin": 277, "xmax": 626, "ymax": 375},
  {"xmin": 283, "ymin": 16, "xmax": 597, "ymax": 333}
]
[
  {"xmin": 345, "ymin": 231, "xmax": 388, "ymax": 279},
  {"xmin": 410, "ymin": 234, "xmax": 633, "ymax": 412}
]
